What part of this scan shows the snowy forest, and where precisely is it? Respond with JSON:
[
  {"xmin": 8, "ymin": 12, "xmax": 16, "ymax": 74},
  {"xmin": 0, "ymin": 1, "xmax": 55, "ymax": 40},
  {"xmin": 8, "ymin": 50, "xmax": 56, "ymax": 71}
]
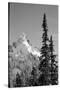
[{"xmin": 8, "ymin": 13, "xmax": 58, "ymax": 87}]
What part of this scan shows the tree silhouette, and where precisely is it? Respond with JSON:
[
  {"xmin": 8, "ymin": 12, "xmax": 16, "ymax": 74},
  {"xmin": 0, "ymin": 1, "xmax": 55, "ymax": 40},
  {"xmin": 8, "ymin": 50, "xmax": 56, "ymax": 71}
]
[
  {"xmin": 49, "ymin": 35, "xmax": 58, "ymax": 85},
  {"xmin": 15, "ymin": 72, "xmax": 23, "ymax": 87},
  {"xmin": 39, "ymin": 13, "xmax": 50, "ymax": 85},
  {"xmin": 28, "ymin": 66, "xmax": 39, "ymax": 86}
]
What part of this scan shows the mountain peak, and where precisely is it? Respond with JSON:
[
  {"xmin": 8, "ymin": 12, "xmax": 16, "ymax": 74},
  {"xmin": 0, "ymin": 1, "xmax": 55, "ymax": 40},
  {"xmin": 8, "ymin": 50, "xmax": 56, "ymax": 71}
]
[{"xmin": 16, "ymin": 33, "xmax": 41, "ymax": 57}]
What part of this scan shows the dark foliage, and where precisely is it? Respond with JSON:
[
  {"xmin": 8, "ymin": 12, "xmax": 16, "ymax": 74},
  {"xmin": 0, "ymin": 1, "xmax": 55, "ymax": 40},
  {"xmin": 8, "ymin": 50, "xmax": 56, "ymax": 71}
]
[
  {"xmin": 14, "ymin": 73, "xmax": 23, "ymax": 87},
  {"xmin": 49, "ymin": 35, "xmax": 58, "ymax": 85},
  {"xmin": 39, "ymin": 13, "xmax": 50, "ymax": 85},
  {"xmin": 28, "ymin": 66, "xmax": 39, "ymax": 86}
]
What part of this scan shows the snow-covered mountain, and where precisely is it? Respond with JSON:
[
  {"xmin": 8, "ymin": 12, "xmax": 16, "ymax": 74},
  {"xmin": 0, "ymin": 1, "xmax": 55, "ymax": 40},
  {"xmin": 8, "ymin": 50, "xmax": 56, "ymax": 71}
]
[
  {"xmin": 8, "ymin": 33, "xmax": 41, "ymax": 87},
  {"xmin": 15, "ymin": 33, "xmax": 40, "ymax": 57},
  {"xmin": 9, "ymin": 33, "xmax": 40, "ymax": 71}
]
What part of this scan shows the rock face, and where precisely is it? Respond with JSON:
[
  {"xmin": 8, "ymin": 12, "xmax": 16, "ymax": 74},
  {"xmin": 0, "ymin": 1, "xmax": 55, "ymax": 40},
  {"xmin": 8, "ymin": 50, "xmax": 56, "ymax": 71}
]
[{"xmin": 8, "ymin": 33, "xmax": 40, "ymax": 87}]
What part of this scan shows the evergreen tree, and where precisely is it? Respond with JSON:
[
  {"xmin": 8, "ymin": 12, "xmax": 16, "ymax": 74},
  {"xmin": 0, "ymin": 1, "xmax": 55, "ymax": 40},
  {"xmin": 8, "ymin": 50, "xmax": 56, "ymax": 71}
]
[
  {"xmin": 29, "ymin": 66, "xmax": 38, "ymax": 86},
  {"xmin": 49, "ymin": 35, "xmax": 58, "ymax": 85},
  {"xmin": 15, "ymin": 72, "xmax": 22, "ymax": 87},
  {"xmin": 39, "ymin": 13, "xmax": 50, "ymax": 85}
]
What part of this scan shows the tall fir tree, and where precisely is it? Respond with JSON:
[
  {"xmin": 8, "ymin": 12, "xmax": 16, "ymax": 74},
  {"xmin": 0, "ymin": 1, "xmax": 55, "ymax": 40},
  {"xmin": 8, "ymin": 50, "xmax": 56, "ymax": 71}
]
[
  {"xmin": 49, "ymin": 35, "xmax": 58, "ymax": 85},
  {"xmin": 39, "ymin": 13, "xmax": 50, "ymax": 85}
]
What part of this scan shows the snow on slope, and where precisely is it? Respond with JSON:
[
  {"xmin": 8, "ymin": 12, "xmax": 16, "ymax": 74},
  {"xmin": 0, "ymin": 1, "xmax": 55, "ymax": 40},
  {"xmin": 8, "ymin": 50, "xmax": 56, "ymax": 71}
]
[{"xmin": 17, "ymin": 33, "xmax": 41, "ymax": 57}]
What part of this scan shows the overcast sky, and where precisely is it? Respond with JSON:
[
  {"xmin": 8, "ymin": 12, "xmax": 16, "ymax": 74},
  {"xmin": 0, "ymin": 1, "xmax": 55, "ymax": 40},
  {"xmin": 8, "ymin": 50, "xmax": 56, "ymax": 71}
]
[{"xmin": 9, "ymin": 3, "xmax": 58, "ymax": 54}]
